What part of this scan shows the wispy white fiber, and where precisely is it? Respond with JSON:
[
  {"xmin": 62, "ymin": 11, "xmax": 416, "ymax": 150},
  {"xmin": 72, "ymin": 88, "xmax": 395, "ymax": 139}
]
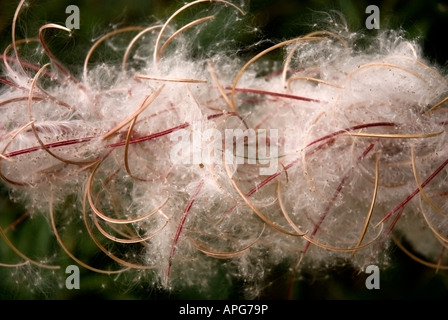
[{"xmin": 0, "ymin": 0, "xmax": 447, "ymax": 298}]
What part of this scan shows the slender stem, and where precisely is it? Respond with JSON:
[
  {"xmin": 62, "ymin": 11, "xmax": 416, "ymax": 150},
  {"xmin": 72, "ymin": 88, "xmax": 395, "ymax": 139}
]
[
  {"xmin": 165, "ymin": 179, "xmax": 205, "ymax": 284},
  {"xmin": 377, "ymin": 156, "xmax": 448, "ymax": 226}
]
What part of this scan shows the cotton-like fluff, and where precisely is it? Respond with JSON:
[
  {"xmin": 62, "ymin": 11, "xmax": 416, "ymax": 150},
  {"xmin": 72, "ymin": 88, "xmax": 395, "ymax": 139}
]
[{"xmin": 0, "ymin": 0, "xmax": 447, "ymax": 299}]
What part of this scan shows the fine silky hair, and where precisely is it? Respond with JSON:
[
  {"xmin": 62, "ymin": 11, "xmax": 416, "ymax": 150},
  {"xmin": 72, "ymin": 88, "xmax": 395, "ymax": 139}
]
[{"xmin": 1, "ymin": 0, "xmax": 447, "ymax": 298}]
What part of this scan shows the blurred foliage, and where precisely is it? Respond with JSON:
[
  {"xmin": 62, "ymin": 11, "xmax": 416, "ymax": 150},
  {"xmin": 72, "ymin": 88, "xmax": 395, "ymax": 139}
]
[
  {"xmin": 1, "ymin": 0, "xmax": 448, "ymax": 65},
  {"xmin": 0, "ymin": 0, "xmax": 448, "ymax": 300}
]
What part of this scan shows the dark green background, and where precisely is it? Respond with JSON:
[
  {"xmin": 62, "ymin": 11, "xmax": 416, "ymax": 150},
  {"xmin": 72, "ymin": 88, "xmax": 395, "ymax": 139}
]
[
  {"xmin": 2, "ymin": 1, "xmax": 448, "ymax": 67},
  {"xmin": 1, "ymin": 0, "xmax": 447, "ymax": 300}
]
